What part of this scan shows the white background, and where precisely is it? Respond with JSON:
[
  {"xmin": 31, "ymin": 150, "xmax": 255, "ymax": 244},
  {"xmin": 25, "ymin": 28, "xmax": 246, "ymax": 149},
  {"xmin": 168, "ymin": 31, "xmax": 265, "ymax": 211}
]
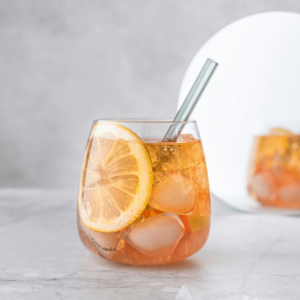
[{"xmin": 178, "ymin": 12, "xmax": 300, "ymax": 212}]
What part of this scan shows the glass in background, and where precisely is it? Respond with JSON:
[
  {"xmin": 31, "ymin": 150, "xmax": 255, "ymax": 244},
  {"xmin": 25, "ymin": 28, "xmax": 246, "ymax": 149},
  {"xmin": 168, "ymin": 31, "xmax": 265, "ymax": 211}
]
[{"xmin": 247, "ymin": 123, "xmax": 300, "ymax": 208}]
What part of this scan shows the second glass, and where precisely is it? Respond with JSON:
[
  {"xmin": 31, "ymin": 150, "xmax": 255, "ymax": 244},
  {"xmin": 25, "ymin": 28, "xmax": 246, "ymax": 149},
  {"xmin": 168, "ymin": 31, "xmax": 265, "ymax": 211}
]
[
  {"xmin": 77, "ymin": 119, "xmax": 210, "ymax": 265},
  {"xmin": 247, "ymin": 124, "xmax": 300, "ymax": 209}
]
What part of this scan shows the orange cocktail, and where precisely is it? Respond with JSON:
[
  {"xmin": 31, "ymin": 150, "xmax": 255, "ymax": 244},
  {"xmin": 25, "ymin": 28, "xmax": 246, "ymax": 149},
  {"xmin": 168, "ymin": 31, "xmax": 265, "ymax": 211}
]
[
  {"xmin": 78, "ymin": 120, "xmax": 210, "ymax": 265},
  {"xmin": 248, "ymin": 128, "xmax": 300, "ymax": 208}
]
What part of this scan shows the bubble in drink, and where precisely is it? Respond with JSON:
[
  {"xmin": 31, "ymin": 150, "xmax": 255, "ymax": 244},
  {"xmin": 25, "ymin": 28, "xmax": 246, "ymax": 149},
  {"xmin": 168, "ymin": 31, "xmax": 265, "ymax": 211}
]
[
  {"xmin": 124, "ymin": 213, "xmax": 185, "ymax": 258},
  {"xmin": 149, "ymin": 170, "xmax": 197, "ymax": 215}
]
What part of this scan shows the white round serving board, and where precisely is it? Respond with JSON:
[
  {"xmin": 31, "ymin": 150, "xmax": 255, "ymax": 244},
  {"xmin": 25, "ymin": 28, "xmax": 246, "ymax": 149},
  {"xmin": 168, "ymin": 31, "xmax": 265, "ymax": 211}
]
[{"xmin": 178, "ymin": 11, "xmax": 300, "ymax": 215}]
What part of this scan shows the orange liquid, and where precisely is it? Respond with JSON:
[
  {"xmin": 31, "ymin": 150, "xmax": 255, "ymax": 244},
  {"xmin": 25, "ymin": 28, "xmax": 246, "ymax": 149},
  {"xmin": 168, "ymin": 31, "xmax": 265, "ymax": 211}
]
[
  {"xmin": 78, "ymin": 136, "xmax": 211, "ymax": 265},
  {"xmin": 247, "ymin": 135, "xmax": 300, "ymax": 208}
]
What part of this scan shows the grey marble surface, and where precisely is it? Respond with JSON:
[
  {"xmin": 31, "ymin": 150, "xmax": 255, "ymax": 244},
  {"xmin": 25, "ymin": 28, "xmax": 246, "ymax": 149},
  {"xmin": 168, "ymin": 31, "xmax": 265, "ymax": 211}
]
[{"xmin": 0, "ymin": 189, "xmax": 300, "ymax": 300}]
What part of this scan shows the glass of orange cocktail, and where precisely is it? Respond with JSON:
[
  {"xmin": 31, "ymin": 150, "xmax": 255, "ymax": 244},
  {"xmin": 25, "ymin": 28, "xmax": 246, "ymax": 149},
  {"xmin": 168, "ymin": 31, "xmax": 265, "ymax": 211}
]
[
  {"xmin": 247, "ymin": 126, "xmax": 300, "ymax": 209},
  {"xmin": 77, "ymin": 119, "xmax": 211, "ymax": 265}
]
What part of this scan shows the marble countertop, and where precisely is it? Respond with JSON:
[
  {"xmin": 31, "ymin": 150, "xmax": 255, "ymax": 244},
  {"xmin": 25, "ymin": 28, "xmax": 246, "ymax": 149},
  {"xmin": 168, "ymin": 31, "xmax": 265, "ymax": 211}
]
[{"xmin": 0, "ymin": 189, "xmax": 299, "ymax": 300}]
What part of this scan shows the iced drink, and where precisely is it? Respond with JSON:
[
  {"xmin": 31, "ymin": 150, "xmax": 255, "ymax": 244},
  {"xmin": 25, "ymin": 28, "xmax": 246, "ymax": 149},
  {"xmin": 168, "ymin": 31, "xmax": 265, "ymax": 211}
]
[
  {"xmin": 248, "ymin": 128, "xmax": 300, "ymax": 208},
  {"xmin": 78, "ymin": 121, "xmax": 210, "ymax": 265}
]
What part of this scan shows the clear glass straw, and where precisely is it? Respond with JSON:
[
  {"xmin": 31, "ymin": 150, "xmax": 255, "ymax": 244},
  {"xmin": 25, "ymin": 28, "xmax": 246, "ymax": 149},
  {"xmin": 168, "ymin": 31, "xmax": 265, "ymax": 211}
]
[{"xmin": 163, "ymin": 58, "xmax": 219, "ymax": 142}]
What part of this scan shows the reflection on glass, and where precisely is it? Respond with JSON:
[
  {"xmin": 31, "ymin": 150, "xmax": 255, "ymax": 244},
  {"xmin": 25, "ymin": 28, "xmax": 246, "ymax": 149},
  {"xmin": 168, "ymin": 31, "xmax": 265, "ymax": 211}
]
[{"xmin": 247, "ymin": 126, "xmax": 300, "ymax": 208}]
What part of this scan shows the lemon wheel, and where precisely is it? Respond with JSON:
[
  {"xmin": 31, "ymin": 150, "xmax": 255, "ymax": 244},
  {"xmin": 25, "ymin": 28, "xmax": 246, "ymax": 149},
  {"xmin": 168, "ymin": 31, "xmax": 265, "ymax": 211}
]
[
  {"xmin": 268, "ymin": 128, "xmax": 293, "ymax": 136},
  {"xmin": 78, "ymin": 123, "xmax": 153, "ymax": 232}
]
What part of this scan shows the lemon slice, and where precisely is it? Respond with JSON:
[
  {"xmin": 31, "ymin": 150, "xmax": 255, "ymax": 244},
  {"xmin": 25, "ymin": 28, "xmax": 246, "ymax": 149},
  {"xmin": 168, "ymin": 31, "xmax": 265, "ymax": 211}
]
[
  {"xmin": 78, "ymin": 123, "xmax": 153, "ymax": 232},
  {"xmin": 268, "ymin": 128, "xmax": 293, "ymax": 136}
]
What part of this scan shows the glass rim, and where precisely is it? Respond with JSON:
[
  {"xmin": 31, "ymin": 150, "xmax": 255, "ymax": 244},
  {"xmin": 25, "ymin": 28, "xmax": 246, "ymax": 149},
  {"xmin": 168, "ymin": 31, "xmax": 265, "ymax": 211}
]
[{"xmin": 93, "ymin": 118, "xmax": 197, "ymax": 124}]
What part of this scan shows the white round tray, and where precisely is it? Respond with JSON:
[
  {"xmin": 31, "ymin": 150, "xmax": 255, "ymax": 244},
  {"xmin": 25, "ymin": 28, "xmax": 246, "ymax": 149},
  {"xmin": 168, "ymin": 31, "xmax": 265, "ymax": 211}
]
[{"xmin": 178, "ymin": 12, "xmax": 300, "ymax": 215}]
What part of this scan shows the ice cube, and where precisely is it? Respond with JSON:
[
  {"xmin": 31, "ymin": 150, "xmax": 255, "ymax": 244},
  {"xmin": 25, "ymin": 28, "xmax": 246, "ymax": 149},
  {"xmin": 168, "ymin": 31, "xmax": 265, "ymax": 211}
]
[
  {"xmin": 278, "ymin": 184, "xmax": 300, "ymax": 202},
  {"xmin": 79, "ymin": 218, "xmax": 119, "ymax": 252},
  {"xmin": 173, "ymin": 233, "xmax": 193, "ymax": 259},
  {"xmin": 248, "ymin": 172, "xmax": 275, "ymax": 200},
  {"xmin": 124, "ymin": 213, "xmax": 185, "ymax": 257},
  {"xmin": 177, "ymin": 134, "xmax": 197, "ymax": 142},
  {"xmin": 179, "ymin": 139, "xmax": 204, "ymax": 170},
  {"xmin": 149, "ymin": 170, "xmax": 197, "ymax": 214}
]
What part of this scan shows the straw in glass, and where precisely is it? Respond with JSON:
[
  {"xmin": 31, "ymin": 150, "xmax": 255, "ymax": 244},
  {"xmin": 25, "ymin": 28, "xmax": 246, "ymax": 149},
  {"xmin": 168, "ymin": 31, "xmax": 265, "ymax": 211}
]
[{"xmin": 163, "ymin": 58, "xmax": 219, "ymax": 142}]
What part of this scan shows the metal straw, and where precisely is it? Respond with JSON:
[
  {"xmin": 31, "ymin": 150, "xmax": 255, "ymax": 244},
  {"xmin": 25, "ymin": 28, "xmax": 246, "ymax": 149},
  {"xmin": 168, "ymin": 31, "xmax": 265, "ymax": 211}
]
[{"xmin": 163, "ymin": 58, "xmax": 219, "ymax": 142}]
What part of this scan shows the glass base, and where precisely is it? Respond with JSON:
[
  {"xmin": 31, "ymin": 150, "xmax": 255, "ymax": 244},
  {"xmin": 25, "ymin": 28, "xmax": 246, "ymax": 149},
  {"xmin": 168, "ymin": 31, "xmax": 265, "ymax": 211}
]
[{"xmin": 78, "ymin": 214, "xmax": 210, "ymax": 266}]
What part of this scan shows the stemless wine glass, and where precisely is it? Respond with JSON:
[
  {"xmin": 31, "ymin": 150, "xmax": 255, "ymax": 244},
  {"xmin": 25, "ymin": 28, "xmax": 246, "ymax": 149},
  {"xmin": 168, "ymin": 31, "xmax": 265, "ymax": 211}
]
[
  {"xmin": 247, "ymin": 123, "xmax": 300, "ymax": 209},
  {"xmin": 77, "ymin": 119, "xmax": 211, "ymax": 265}
]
